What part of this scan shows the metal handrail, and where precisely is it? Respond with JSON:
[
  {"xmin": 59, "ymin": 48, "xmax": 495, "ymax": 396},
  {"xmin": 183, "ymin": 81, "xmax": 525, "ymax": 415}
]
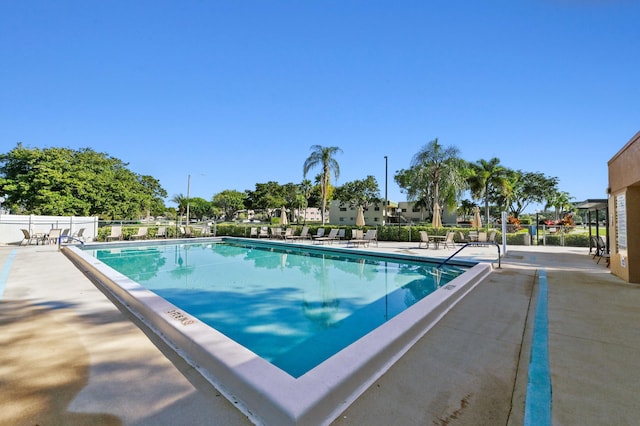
[
  {"xmin": 437, "ymin": 242, "xmax": 501, "ymax": 269},
  {"xmin": 58, "ymin": 235, "xmax": 85, "ymax": 247}
]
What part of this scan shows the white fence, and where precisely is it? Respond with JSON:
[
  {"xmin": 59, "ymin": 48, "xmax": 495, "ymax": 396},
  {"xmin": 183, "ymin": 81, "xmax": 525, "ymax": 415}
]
[{"xmin": 0, "ymin": 214, "xmax": 99, "ymax": 245}]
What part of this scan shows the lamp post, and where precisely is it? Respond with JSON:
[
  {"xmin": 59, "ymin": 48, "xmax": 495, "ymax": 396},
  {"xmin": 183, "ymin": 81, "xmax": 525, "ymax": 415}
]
[
  {"xmin": 384, "ymin": 155, "xmax": 388, "ymax": 226},
  {"xmin": 186, "ymin": 174, "xmax": 191, "ymax": 227},
  {"xmin": 535, "ymin": 211, "xmax": 539, "ymax": 246}
]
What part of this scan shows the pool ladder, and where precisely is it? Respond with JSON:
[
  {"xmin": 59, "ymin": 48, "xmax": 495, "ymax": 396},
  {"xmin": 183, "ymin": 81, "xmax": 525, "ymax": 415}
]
[{"xmin": 436, "ymin": 242, "xmax": 501, "ymax": 269}]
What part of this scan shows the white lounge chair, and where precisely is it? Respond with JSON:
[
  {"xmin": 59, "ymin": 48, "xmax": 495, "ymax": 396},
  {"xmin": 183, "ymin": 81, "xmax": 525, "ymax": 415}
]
[
  {"xmin": 130, "ymin": 227, "xmax": 148, "ymax": 240},
  {"xmin": 313, "ymin": 228, "xmax": 339, "ymax": 245},
  {"xmin": 106, "ymin": 225, "xmax": 123, "ymax": 242},
  {"xmin": 20, "ymin": 229, "xmax": 40, "ymax": 245},
  {"xmin": 47, "ymin": 228, "xmax": 62, "ymax": 245}
]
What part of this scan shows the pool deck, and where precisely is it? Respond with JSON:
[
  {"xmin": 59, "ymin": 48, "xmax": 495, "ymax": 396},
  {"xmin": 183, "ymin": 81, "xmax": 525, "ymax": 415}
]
[{"xmin": 1, "ymin": 240, "xmax": 638, "ymax": 425}]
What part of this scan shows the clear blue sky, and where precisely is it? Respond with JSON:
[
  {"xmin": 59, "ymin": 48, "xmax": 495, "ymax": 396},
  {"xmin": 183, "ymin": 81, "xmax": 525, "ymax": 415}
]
[{"xmin": 2, "ymin": 1, "xmax": 638, "ymax": 213}]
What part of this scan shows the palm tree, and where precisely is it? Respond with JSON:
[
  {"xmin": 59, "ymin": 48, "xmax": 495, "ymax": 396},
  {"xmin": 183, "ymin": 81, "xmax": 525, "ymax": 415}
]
[
  {"xmin": 545, "ymin": 190, "xmax": 573, "ymax": 222},
  {"xmin": 467, "ymin": 157, "xmax": 509, "ymax": 228},
  {"xmin": 303, "ymin": 145, "xmax": 342, "ymax": 224},
  {"xmin": 171, "ymin": 193, "xmax": 188, "ymax": 221},
  {"xmin": 410, "ymin": 139, "xmax": 466, "ymax": 216},
  {"xmin": 299, "ymin": 179, "xmax": 312, "ymax": 224}
]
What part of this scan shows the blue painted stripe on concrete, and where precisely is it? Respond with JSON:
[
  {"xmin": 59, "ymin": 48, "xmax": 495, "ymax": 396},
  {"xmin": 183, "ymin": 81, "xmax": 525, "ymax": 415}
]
[
  {"xmin": 524, "ymin": 269, "xmax": 552, "ymax": 426},
  {"xmin": 0, "ymin": 249, "xmax": 17, "ymax": 300}
]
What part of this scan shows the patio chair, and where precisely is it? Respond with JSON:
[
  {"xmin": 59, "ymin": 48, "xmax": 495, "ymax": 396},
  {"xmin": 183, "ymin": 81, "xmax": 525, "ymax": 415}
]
[
  {"xmin": 298, "ymin": 226, "xmax": 311, "ymax": 240},
  {"xmin": 182, "ymin": 226, "xmax": 194, "ymax": 237},
  {"xmin": 72, "ymin": 228, "xmax": 87, "ymax": 242},
  {"xmin": 20, "ymin": 229, "xmax": 40, "ymax": 246},
  {"xmin": 313, "ymin": 228, "xmax": 339, "ymax": 245},
  {"xmin": 106, "ymin": 225, "xmax": 123, "ymax": 241},
  {"xmin": 270, "ymin": 227, "xmax": 283, "ymax": 239},
  {"xmin": 60, "ymin": 228, "xmax": 70, "ymax": 243},
  {"xmin": 312, "ymin": 228, "xmax": 325, "ymax": 240},
  {"xmin": 130, "ymin": 227, "xmax": 148, "ymax": 240},
  {"xmin": 258, "ymin": 227, "xmax": 269, "ymax": 238},
  {"xmin": 443, "ymin": 231, "xmax": 456, "ymax": 249},
  {"xmin": 156, "ymin": 226, "xmax": 167, "ymax": 239},
  {"xmin": 362, "ymin": 229, "xmax": 378, "ymax": 247},
  {"xmin": 488, "ymin": 230, "xmax": 497, "ymax": 243},
  {"xmin": 418, "ymin": 231, "xmax": 430, "ymax": 249},
  {"xmin": 47, "ymin": 228, "xmax": 62, "ymax": 245},
  {"xmin": 249, "ymin": 227, "xmax": 258, "ymax": 238},
  {"xmin": 283, "ymin": 228, "xmax": 295, "ymax": 240}
]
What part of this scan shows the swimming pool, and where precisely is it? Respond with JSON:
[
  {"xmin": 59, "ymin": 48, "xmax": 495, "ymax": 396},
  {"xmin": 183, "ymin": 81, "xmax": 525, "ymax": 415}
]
[
  {"xmin": 64, "ymin": 237, "xmax": 492, "ymax": 425},
  {"xmin": 85, "ymin": 240, "xmax": 465, "ymax": 378}
]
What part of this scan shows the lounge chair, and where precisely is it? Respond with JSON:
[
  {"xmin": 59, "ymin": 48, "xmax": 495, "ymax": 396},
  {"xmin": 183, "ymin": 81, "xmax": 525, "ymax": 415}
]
[
  {"xmin": 298, "ymin": 226, "xmax": 311, "ymax": 240},
  {"xmin": 313, "ymin": 228, "xmax": 339, "ymax": 245},
  {"xmin": 130, "ymin": 227, "xmax": 148, "ymax": 240},
  {"xmin": 283, "ymin": 228, "xmax": 295, "ymax": 240},
  {"xmin": 270, "ymin": 227, "xmax": 283, "ymax": 239},
  {"xmin": 418, "ymin": 231, "xmax": 430, "ymax": 249},
  {"xmin": 337, "ymin": 229, "xmax": 346, "ymax": 240},
  {"xmin": 478, "ymin": 232, "xmax": 488, "ymax": 243},
  {"xmin": 312, "ymin": 228, "xmax": 325, "ymax": 240},
  {"xmin": 363, "ymin": 229, "xmax": 378, "ymax": 247},
  {"xmin": 258, "ymin": 227, "xmax": 269, "ymax": 238},
  {"xmin": 249, "ymin": 227, "xmax": 258, "ymax": 238},
  {"xmin": 47, "ymin": 228, "xmax": 62, "ymax": 245},
  {"xmin": 179, "ymin": 226, "xmax": 194, "ymax": 238},
  {"xmin": 20, "ymin": 229, "xmax": 40, "ymax": 245},
  {"xmin": 72, "ymin": 228, "xmax": 86, "ymax": 242},
  {"xmin": 348, "ymin": 229, "xmax": 377, "ymax": 247},
  {"xmin": 488, "ymin": 230, "xmax": 497, "ymax": 244},
  {"xmin": 106, "ymin": 225, "xmax": 123, "ymax": 241},
  {"xmin": 60, "ymin": 228, "xmax": 70, "ymax": 243},
  {"xmin": 156, "ymin": 226, "xmax": 167, "ymax": 239}
]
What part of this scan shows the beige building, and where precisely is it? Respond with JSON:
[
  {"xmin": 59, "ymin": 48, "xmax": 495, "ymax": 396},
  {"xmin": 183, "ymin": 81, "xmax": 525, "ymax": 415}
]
[
  {"xmin": 328, "ymin": 200, "xmax": 455, "ymax": 226},
  {"xmin": 608, "ymin": 131, "xmax": 640, "ymax": 283},
  {"xmin": 328, "ymin": 201, "xmax": 393, "ymax": 226}
]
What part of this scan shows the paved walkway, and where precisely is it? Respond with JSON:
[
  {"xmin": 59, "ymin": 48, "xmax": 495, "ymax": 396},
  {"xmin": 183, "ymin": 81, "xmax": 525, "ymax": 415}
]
[{"xmin": 1, "ymin": 241, "xmax": 638, "ymax": 425}]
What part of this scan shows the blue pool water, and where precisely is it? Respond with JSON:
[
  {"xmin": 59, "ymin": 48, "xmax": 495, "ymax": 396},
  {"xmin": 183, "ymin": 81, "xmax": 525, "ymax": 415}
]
[{"xmin": 85, "ymin": 240, "xmax": 466, "ymax": 377}]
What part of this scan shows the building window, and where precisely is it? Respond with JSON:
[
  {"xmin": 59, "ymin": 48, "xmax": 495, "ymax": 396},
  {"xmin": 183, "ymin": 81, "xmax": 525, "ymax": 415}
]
[
  {"xmin": 374, "ymin": 206, "xmax": 380, "ymax": 211},
  {"xmin": 374, "ymin": 217, "xmax": 379, "ymax": 222},
  {"xmin": 340, "ymin": 207, "xmax": 347, "ymax": 211},
  {"xmin": 412, "ymin": 206, "xmax": 421, "ymax": 212},
  {"xmin": 339, "ymin": 217, "xmax": 345, "ymax": 222}
]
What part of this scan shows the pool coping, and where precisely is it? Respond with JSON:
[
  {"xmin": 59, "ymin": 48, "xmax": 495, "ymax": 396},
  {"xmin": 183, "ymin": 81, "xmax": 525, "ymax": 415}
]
[{"xmin": 63, "ymin": 237, "xmax": 492, "ymax": 425}]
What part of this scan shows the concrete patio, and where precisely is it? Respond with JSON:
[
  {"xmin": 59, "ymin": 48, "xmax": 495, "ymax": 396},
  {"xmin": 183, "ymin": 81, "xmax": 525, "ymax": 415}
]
[{"xmin": 1, "ymin": 240, "xmax": 637, "ymax": 425}]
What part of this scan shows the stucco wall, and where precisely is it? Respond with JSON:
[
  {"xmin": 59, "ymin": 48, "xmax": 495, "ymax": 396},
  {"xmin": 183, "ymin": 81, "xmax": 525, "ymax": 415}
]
[
  {"xmin": 608, "ymin": 131, "xmax": 640, "ymax": 283},
  {"xmin": 608, "ymin": 131, "xmax": 640, "ymax": 193}
]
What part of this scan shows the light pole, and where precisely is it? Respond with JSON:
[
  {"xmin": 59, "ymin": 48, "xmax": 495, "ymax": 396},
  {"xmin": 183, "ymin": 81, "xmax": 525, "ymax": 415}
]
[
  {"xmin": 384, "ymin": 155, "xmax": 388, "ymax": 226},
  {"xmin": 186, "ymin": 174, "xmax": 191, "ymax": 226}
]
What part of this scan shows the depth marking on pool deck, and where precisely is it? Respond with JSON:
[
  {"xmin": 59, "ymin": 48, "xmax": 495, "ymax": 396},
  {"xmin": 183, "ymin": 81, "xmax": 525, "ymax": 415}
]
[
  {"xmin": 524, "ymin": 269, "xmax": 552, "ymax": 426},
  {"xmin": 0, "ymin": 249, "xmax": 18, "ymax": 299}
]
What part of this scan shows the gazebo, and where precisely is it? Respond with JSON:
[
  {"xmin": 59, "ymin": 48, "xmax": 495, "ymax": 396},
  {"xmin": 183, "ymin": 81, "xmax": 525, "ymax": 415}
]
[{"xmin": 574, "ymin": 199, "xmax": 609, "ymax": 256}]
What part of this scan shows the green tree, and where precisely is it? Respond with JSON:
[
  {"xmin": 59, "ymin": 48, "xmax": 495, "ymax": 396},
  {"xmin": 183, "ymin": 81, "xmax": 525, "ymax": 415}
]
[
  {"xmin": 457, "ymin": 199, "xmax": 477, "ymax": 222},
  {"xmin": 212, "ymin": 190, "xmax": 246, "ymax": 221},
  {"xmin": 0, "ymin": 144, "xmax": 166, "ymax": 219},
  {"xmin": 245, "ymin": 181, "xmax": 286, "ymax": 220},
  {"xmin": 171, "ymin": 194, "xmax": 188, "ymax": 216},
  {"xmin": 188, "ymin": 197, "xmax": 213, "ymax": 221},
  {"xmin": 499, "ymin": 170, "xmax": 559, "ymax": 218},
  {"xmin": 545, "ymin": 190, "xmax": 573, "ymax": 221},
  {"xmin": 303, "ymin": 145, "xmax": 342, "ymax": 224},
  {"xmin": 333, "ymin": 176, "xmax": 381, "ymax": 210},
  {"xmin": 395, "ymin": 139, "xmax": 466, "ymax": 220},
  {"xmin": 467, "ymin": 157, "xmax": 509, "ymax": 227}
]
